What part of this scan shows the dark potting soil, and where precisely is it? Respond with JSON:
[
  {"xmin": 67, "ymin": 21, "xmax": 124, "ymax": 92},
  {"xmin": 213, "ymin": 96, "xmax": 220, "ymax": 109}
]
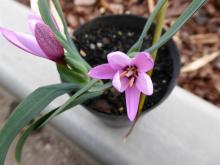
[{"xmin": 74, "ymin": 23, "xmax": 173, "ymax": 116}]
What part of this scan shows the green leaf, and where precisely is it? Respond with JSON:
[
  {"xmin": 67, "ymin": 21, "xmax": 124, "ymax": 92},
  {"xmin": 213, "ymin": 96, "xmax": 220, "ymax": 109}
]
[
  {"xmin": 57, "ymin": 64, "xmax": 89, "ymax": 85},
  {"xmin": 127, "ymin": 0, "xmax": 167, "ymax": 56},
  {"xmin": 38, "ymin": 0, "xmax": 81, "ymax": 64},
  {"xmin": 40, "ymin": 79, "xmax": 98, "ymax": 126},
  {"xmin": 0, "ymin": 83, "xmax": 79, "ymax": 164},
  {"xmin": 15, "ymin": 89, "xmax": 102, "ymax": 163},
  {"xmin": 89, "ymin": 82, "xmax": 112, "ymax": 92},
  {"xmin": 52, "ymin": 0, "xmax": 91, "ymax": 69},
  {"xmin": 38, "ymin": 0, "xmax": 67, "ymax": 48},
  {"xmin": 52, "ymin": 0, "xmax": 79, "ymax": 54},
  {"xmin": 38, "ymin": 0, "xmax": 91, "ymax": 70},
  {"xmin": 146, "ymin": 0, "xmax": 208, "ymax": 53},
  {"xmin": 15, "ymin": 110, "xmax": 55, "ymax": 163}
]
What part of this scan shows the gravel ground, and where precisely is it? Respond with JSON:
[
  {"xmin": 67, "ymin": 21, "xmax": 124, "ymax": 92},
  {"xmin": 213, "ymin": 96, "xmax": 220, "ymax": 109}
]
[{"xmin": 0, "ymin": 86, "xmax": 99, "ymax": 165}]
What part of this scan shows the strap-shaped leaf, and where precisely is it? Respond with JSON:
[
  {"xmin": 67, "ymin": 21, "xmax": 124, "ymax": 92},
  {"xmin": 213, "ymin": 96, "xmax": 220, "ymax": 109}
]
[
  {"xmin": 146, "ymin": 0, "xmax": 207, "ymax": 53},
  {"xmin": 40, "ymin": 79, "xmax": 98, "ymax": 126},
  {"xmin": 38, "ymin": 0, "xmax": 77, "ymax": 58},
  {"xmin": 127, "ymin": 0, "xmax": 167, "ymax": 56},
  {"xmin": 15, "ymin": 111, "xmax": 55, "ymax": 163},
  {"xmin": 38, "ymin": 0, "xmax": 67, "ymax": 48},
  {"xmin": 52, "ymin": 0, "xmax": 78, "ymax": 52},
  {"xmin": 38, "ymin": 0, "xmax": 90, "ymax": 69},
  {"xmin": 52, "ymin": 0, "xmax": 91, "ymax": 69},
  {"xmin": 0, "ymin": 83, "xmax": 79, "ymax": 164},
  {"xmin": 15, "ymin": 91, "xmax": 102, "ymax": 163}
]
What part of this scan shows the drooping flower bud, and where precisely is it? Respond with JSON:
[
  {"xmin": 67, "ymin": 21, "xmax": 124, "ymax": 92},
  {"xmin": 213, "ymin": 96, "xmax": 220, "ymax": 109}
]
[{"xmin": 35, "ymin": 23, "xmax": 64, "ymax": 61}]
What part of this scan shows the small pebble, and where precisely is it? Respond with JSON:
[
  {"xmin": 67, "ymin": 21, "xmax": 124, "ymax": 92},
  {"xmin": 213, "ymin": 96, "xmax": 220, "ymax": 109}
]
[
  {"xmin": 80, "ymin": 49, "xmax": 87, "ymax": 57},
  {"xmin": 117, "ymin": 31, "xmax": 123, "ymax": 36},
  {"xmin": 89, "ymin": 43, "xmax": 96, "ymax": 50},
  {"xmin": 118, "ymin": 107, "xmax": 124, "ymax": 112},
  {"xmin": 128, "ymin": 32, "xmax": 134, "ymax": 37},
  {"xmin": 96, "ymin": 42, "xmax": 103, "ymax": 48},
  {"xmin": 84, "ymin": 34, "xmax": 89, "ymax": 38}
]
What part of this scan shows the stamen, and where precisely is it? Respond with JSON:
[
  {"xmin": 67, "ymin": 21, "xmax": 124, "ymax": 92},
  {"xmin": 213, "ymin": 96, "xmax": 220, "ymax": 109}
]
[
  {"xmin": 129, "ymin": 77, "xmax": 135, "ymax": 87},
  {"xmin": 120, "ymin": 71, "xmax": 127, "ymax": 77},
  {"xmin": 126, "ymin": 70, "xmax": 134, "ymax": 77}
]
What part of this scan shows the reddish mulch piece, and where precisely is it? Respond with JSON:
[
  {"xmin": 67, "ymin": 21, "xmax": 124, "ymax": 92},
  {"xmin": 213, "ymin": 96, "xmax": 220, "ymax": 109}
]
[{"xmin": 16, "ymin": 0, "xmax": 220, "ymax": 107}]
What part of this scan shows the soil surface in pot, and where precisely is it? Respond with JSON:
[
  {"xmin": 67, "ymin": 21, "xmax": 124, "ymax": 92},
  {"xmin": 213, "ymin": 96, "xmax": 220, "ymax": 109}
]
[{"xmin": 74, "ymin": 23, "xmax": 173, "ymax": 116}]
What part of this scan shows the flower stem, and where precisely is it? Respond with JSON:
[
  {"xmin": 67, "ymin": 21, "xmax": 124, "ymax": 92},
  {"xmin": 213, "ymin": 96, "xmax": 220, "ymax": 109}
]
[
  {"xmin": 125, "ymin": 1, "xmax": 168, "ymax": 138},
  {"xmin": 138, "ymin": 1, "xmax": 168, "ymax": 113}
]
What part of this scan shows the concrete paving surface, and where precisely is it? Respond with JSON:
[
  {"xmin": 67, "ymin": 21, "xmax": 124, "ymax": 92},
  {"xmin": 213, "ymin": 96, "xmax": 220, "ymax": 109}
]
[{"xmin": 0, "ymin": 86, "xmax": 98, "ymax": 165}]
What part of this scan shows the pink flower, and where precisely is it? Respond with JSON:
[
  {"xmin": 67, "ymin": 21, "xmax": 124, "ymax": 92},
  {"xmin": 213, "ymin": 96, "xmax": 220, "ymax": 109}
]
[
  {"xmin": 88, "ymin": 51, "xmax": 154, "ymax": 121},
  {"xmin": 0, "ymin": 14, "xmax": 64, "ymax": 62}
]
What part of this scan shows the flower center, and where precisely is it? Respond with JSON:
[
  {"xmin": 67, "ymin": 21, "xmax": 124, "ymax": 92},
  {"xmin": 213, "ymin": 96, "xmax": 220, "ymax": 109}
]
[{"xmin": 120, "ymin": 66, "xmax": 138, "ymax": 87}]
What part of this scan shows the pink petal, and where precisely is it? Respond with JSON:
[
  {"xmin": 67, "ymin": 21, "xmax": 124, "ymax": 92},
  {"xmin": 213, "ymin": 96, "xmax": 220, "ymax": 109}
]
[
  {"xmin": 28, "ymin": 14, "xmax": 44, "ymax": 34},
  {"xmin": 136, "ymin": 72, "xmax": 153, "ymax": 95},
  {"xmin": 28, "ymin": 13, "xmax": 60, "ymax": 35},
  {"xmin": 125, "ymin": 86, "xmax": 141, "ymax": 122},
  {"xmin": 107, "ymin": 51, "xmax": 130, "ymax": 70},
  {"xmin": 0, "ymin": 27, "xmax": 47, "ymax": 58},
  {"xmin": 132, "ymin": 52, "xmax": 154, "ymax": 72},
  {"xmin": 112, "ymin": 71, "xmax": 129, "ymax": 92},
  {"xmin": 34, "ymin": 23, "xmax": 64, "ymax": 61},
  {"xmin": 88, "ymin": 64, "xmax": 116, "ymax": 79}
]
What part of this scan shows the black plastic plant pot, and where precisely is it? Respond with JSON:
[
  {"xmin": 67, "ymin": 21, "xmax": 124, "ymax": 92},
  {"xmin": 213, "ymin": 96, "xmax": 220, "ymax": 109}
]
[{"xmin": 73, "ymin": 15, "xmax": 180, "ymax": 127}]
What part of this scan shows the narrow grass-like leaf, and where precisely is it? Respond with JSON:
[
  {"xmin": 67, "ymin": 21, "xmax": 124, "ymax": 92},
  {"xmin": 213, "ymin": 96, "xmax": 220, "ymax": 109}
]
[
  {"xmin": 38, "ymin": 0, "xmax": 67, "ymax": 48},
  {"xmin": 15, "ymin": 110, "xmax": 55, "ymax": 163},
  {"xmin": 89, "ymin": 82, "xmax": 112, "ymax": 92},
  {"xmin": 15, "ymin": 91, "xmax": 102, "ymax": 163},
  {"xmin": 146, "ymin": 0, "xmax": 207, "ymax": 53},
  {"xmin": 40, "ymin": 79, "xmax": 98, "ymax": 126},
  {"xmin": 52, "ymin": 0, "xmax": 78, "ymax": 53},
  {"xmin": 127, "ymin": 0, "xmax": 167, "ymax": 56},
  {"xmin": 38, "ymin": 0, "xmax": 81, "ymax": 63},
  {"xmin": 0, "ymin": 83, "xmax": 79, "ymax": 164},
  {"xmin": 52, "ymin": 0, "xmax": 91, "ymax": 69}
]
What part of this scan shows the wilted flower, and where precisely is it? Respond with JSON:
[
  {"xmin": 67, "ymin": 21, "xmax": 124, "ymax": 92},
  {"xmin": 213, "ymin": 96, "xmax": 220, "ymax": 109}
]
[
  {"xmin": 0, "ymin": 14, "xmax": 64, "ymax": 62},
  {"xmin": 88, "ymin": 51, "xmax": 154, "ymax": 121}
]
